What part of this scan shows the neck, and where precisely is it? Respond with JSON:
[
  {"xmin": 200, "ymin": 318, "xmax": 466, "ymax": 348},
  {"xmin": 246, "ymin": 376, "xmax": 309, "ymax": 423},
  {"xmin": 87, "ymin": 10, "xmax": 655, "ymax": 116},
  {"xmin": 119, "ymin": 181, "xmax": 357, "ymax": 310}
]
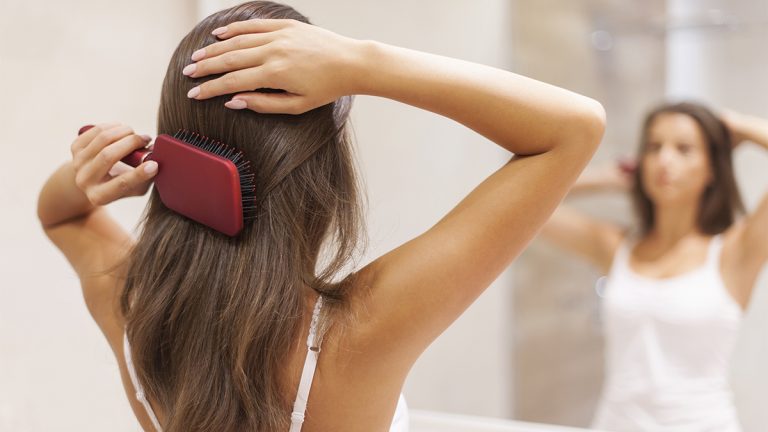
[{"xmin": 648, "ymin": 199, "xmax": 703, "ymax": 245}]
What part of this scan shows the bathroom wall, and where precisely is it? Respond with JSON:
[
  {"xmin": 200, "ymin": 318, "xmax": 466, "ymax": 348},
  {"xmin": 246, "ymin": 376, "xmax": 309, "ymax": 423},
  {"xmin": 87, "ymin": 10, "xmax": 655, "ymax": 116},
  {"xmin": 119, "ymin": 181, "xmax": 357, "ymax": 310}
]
[{"xmin": 0, "ymin": 1, "xmax": 196, "ymax": 430}]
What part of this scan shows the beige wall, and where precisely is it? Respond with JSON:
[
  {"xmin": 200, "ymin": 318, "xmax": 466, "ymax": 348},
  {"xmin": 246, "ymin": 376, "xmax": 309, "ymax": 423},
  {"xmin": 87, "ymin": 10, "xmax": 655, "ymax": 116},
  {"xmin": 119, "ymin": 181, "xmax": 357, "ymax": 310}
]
[{"xmin": 0, "ymin": 1, "xmax": 195, "ymax": 430}]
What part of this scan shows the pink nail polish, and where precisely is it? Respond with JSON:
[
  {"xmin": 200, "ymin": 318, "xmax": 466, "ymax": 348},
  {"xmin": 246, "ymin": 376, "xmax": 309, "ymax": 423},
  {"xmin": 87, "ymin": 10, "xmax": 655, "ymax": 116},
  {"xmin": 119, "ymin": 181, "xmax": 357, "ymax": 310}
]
[
  {"xmin": 144, "ymin": 161, "xmax": 158, "ymax": 174},
  {"xmin": 187, "ymin": 87, "xmax": 200, "ymax": 99},
  {"xmin": 182, "ymin": 63, "xmax": 197, "ymax": 76},
  {"xmin": 225, "ymin": 99, "xmax": 248, "ymax": 110},
  {"xmin": 212, "ymin": 26, "xmax": 227, "ymax": 36},
  {"xmin": 191, "ymin": 48, "xmax": 206, "ymax": 61}
]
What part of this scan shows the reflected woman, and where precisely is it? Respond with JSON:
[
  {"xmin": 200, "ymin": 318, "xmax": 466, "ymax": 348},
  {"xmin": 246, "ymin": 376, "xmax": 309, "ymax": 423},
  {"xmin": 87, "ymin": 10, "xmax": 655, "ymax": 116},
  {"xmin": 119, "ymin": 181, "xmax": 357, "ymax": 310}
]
[{"xmin": 539, "ymin": 102, "xmax": 768, "ymax": 431}]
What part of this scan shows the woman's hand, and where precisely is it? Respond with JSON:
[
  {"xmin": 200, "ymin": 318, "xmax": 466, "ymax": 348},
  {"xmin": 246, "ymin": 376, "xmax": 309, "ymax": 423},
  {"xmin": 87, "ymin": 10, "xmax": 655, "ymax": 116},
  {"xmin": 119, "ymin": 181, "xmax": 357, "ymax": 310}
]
[
  {"xmin": 184, "ymin": 19, "xmax": 364, "ymax": 114},
  {"xmin": 71, "ymin": 123, "xmax": 158, "ymax": 206}
]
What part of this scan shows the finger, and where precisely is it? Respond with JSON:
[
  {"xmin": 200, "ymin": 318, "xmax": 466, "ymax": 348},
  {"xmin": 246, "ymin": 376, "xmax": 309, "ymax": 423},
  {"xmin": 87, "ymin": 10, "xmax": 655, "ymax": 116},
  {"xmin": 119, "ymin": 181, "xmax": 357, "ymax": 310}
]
[
  {"xmin": 185, "ymin": 46, "xmax": 268, "ymax": 78},
  {"xmin": 108, "ymin": 162, "xmax": 133, "ymax": 177},
  {"xmin": 224, "ymin": 92, "xmax": 309, "ymax": 115},
  {"xmin": 70, "ymin": 122, "xmax": 120, "ymax": 156},
  {"xmin": 73, "ymin": 124, "xmax": 130, "ymax": 170},
  {"xmin": 76, "ymin": 124, "xmax": 133, "ymax": 165},
  {"xmin": 188, "ymin": 68, "xmax": 268, "ymax": 100},
  {"xmin": 211, "ymin": 18, "xmax": 295, "ymax": 40},
  {"xmin": 78, "ymin": 133, "xmax": 151, "ymax": 187},
  {"xmin": 190, "ymin": 33, "xmax": 274, "ymax": 62},
  {"xmin": 87, "ymin": 161, "xmax": 158, "ymax": 206}
]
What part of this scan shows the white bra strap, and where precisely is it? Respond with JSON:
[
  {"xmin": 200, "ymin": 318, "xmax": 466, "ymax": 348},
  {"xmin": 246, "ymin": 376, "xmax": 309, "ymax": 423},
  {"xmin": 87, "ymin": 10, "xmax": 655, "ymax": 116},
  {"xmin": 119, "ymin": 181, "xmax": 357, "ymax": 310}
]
[
  {"xmin": 123, "ymin": 333, "xmax": 164, "ymax": 432},
  {"xmin": 289, "ymin": 295, "xmax": 324, "ymax": 432},
  {"xmin": 706, "ymin": 234, "xmax": 724, "ymax": 267}
]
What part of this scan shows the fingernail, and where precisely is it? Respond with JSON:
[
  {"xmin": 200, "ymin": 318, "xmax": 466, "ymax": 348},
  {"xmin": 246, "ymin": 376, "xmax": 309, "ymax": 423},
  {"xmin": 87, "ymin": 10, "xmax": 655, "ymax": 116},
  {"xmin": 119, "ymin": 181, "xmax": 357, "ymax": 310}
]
[
  {"xmin": 191, "ymin": 48, "xmax": 206, "ymax": 61},
  {"xmin": 141, "ymin": 134, "xmax": 152, "ymax": 141},
  {"xmin": 144, "ymin": 161, "xmax": 158, "ymax": 175},
  {"xmin": 182, "ymin": 63, "xmax": 197, "ymax": 76},
  {"xmin": 187, "ymin": 86, "xmax": 200, "ymax": 99},
  {"xmin": 225, "ymin": 99, "xmax": 248, "ymax": 110},
  {"xmin": 212, "ymin": 26, "xmax": 227, "ymax": 36}
]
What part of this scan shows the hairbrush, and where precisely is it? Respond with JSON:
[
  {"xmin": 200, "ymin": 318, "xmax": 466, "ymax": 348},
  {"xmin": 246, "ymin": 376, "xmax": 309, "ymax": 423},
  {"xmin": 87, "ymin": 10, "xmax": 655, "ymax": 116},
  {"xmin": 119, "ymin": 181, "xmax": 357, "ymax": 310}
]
[{"xmin": 78, "ymin": 125, "xmax": 256, "ymax": 236}]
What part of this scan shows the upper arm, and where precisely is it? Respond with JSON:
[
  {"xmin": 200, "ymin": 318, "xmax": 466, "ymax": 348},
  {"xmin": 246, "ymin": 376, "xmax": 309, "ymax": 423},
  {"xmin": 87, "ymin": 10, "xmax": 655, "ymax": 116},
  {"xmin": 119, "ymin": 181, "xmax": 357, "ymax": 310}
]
[
  {"xmin": 41, "ymin": 207, "xmax": 134, "ymax": 352},
  {"xmin": 42, "ymin": 211, "xmax": 159, "ymax": 430},
  {"xmin": 538, "ymin": 205, "xmax": 624, "ymax": 273},
  {"xmin": 350, "ymin": 130, "xmax": 602, "ymax": 368}
]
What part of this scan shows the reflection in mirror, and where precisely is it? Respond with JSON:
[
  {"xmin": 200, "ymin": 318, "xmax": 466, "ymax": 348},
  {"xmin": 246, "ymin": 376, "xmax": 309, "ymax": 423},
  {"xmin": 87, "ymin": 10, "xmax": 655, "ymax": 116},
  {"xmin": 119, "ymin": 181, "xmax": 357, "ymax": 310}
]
[{"xmin": 511, "ymin": 1, "xmax": 768, "ymax": 431}]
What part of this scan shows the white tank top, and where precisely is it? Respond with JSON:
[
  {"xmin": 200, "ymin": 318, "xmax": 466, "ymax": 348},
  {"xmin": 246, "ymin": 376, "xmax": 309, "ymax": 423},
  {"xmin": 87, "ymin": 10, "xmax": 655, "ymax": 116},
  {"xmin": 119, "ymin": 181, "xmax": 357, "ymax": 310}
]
[
  {"xmin": 124, "ymin": 296, "xmax": 409, "ymax": 432},
  {"xmin": 592, "ymin": 235, "xmax": 743, "ymax": 432}
]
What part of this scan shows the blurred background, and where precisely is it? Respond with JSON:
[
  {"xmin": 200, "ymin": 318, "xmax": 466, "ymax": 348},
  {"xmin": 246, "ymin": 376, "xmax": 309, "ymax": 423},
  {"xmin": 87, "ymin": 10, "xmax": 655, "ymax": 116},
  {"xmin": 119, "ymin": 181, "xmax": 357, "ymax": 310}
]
[{"xmin": 1, "ymin": 0, "xmax": 766, "ymax": 431}]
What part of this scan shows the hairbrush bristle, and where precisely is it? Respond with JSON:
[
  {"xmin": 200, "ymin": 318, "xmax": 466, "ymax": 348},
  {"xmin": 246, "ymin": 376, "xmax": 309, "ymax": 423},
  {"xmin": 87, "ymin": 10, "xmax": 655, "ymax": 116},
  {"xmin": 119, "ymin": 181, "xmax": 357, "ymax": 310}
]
[{"xmin": 173, "ymin": 130, "xmax": 257, "ymax": 220}]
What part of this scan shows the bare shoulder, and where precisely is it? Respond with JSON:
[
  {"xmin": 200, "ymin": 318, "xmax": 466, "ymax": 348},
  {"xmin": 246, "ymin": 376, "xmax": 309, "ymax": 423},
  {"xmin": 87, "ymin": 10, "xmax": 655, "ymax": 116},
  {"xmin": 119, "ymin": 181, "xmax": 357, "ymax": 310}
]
[
  {"xmin": 599, "ymin": 224, "xmax": 627, "ymax": 266},
  {"xmin": 578, "ymin": 219, "xmax": 626, "ymax": 273}
]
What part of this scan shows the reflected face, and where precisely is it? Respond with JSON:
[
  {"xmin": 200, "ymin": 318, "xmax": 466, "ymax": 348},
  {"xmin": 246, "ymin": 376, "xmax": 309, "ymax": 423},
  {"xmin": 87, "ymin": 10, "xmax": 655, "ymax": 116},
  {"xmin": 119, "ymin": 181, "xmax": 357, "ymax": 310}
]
[{"xmin": 641, "ymin": 113, "xmax": 713, "ymax": 206}]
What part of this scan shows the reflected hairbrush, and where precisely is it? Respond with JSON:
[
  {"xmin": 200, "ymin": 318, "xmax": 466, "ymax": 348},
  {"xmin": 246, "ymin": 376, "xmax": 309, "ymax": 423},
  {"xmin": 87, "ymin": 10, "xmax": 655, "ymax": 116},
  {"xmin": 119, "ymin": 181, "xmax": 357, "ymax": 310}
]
[{"xmin": 79, "ymin": 125, "xmax": 256, "ymax": 236}]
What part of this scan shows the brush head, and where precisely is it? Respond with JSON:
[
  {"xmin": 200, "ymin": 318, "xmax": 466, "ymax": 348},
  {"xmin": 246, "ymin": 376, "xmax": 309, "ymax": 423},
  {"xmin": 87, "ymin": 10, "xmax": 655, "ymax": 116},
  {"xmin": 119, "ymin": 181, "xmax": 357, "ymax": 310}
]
[
  {"xmin": 149, "ymin": 131, "xmax": 256, "ymax": 237},
  {"xmin": 78, "ymin": 125, "xmax": 257, "ymax": 237}
]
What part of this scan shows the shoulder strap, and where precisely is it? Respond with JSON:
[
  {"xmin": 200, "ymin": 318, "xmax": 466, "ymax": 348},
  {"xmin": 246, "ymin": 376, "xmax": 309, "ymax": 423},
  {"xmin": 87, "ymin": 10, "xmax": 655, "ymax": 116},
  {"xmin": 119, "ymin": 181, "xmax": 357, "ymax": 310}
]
[
  {"xmin": 610, "ymin": 234, "xmax": 634, "ymax": 271},
  {"xmin": 289, "ymin": 296, "xmax": 324, "ymax": 432},
  {"xmin": 706, "ymin": 234, "xmax": 724, "ymax": 268},
  {"xmin": 123, "ymin": 333, "xmax": 164, "ymax": 432}
]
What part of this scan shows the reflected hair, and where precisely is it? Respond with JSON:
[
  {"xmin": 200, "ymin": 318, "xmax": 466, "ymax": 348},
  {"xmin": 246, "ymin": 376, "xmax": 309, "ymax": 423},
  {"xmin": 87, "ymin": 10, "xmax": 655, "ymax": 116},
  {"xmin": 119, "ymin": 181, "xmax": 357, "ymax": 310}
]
[
  {"xmin": 119, "ymin": 2, "xmax": 363, "ymax": 431},
  {"xmin": 631, "ymin": 101, "xmax": 744, "ymax": 235}
]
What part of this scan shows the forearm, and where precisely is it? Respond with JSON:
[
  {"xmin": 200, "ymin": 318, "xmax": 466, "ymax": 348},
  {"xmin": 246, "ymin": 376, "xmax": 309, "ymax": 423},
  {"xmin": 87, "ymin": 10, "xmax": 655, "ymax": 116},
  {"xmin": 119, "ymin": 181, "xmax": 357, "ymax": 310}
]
[
  {"xmin": 37, "ymin": 162, "xmax": 96, "ymax": 228},
  {"xmin": 740, "ymin": 114, "xmax": 768, "ymax": 150},
  {"xmin": 351, "ymin": 40, "xmax": 605, "ymax": 156}
]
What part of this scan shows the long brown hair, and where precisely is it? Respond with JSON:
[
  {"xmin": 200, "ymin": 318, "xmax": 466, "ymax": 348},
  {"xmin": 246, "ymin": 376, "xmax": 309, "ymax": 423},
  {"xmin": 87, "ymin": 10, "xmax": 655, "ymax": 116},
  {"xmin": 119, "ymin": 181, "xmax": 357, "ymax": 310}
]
[
  {"xmin": 120, "ymin": 2, "xmax": 363, "ymax": 431},
  {"xmin": 631, "ymin": 101, "xmax": 744, "ymax": 235}
]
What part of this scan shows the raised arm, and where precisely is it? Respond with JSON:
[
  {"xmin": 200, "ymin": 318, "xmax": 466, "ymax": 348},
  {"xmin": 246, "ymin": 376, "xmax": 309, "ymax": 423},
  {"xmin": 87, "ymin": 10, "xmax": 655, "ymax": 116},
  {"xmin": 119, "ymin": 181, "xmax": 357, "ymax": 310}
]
[
  {"xmin": 722, "ymin": 111, "xmax": 768, "ymax": 305},
  {"xmin": 37, "ymin": 125, "xmax": 157, "ymax": 349},
  {"xmin": 358, "ymin": 41, "xmax": 605, "ymax": 364},
  {"xmin": 186, "ymin": 19, "xmax": 606, "ymax": 367}
]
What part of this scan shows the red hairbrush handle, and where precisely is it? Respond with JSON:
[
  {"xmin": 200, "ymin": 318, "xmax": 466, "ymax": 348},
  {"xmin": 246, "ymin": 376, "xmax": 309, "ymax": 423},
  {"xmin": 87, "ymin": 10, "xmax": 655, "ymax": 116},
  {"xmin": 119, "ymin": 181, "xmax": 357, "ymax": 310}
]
[{"xmin": 78, "ymin": 124, "xmax": 152, "ymax": 167}]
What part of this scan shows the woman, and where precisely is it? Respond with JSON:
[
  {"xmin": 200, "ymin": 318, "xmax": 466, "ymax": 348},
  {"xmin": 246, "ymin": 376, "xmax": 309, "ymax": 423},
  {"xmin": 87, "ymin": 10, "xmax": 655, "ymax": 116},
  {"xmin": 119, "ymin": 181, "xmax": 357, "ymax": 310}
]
[
  {"xmin": 36, "ymin": 2, "xmax": 605, "ymax": 431},
  {"xmin": 538, "ymin": 102, "xmax": 768, "ymax": 431}
]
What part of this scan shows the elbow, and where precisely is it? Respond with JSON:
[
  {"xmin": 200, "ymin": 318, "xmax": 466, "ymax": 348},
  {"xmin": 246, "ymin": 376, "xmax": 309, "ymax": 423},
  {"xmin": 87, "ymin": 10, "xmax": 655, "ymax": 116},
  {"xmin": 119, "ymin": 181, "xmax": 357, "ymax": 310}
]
[
  {"xmin": 554, "ymin": 96, "xmax": 606, "ymax": 158},
  {"xmin": 37, "ymin": 194, "xmax": 59, "ymax": 231},
  {"xmin": 36, "ymin": 194, "xmax": 53, "ymax": 230},
  {"xmin": 575, "ymin": 97, "xmax": 606, "ymax": 148}
]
